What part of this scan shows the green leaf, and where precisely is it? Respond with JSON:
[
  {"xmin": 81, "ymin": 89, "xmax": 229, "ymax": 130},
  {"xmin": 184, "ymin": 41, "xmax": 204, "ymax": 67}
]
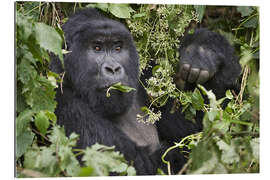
[
  {"xmin": 194, "ymin": 5, "xmax": 206, "ymax": 22},
  {"xmin": 198, "ymin": 85, "xmax": 218, "ymax": 109},
  {"xmin": 24, "ymin": 76, "xmax": 57, "ymax": 112},
  {"xmin": 16, "ymin": 12, "xmax": 34, "ymax": 42},
  {"xmin": 49, "ymin": 126, "xmax": 69, "ymax": 145},
  {"xmin": 250, "ymin": 138, "xmax": 259, "ymax": 161},
  {"xmin": 79, "ymin": 166, "xmax": 94, "ymax": 177},
  {"xmin": 132, "ymin": 12, "xmax": 146, "ymax": 18},
  {"xmin": 45, "ymin": 110, "xmax": 57, "ymax": 125},
  {"xmin": 16, "ymin": 109, "xmax": 34, "ymax": 136},
  {"xmin": 58, "ymin": 146, "xmax": 80, "ymax": 176},
  {"xmin": 16, "ymin": 85, "xmax": 28, "ymax": 113},
  {"xmin": 16, "ymin": 130, "xmax": 34, "ymax": 159},
  {"xmin": 127, "ymin": 166, "xmax": 136, "ymax": 176},
  {"xmin": 35, "ymin": 111, "xmax": 50, "ymax": 135},
  {"xmin": 243, "ymin": 16, "xmax": 258, "ymax": 28},
  {"xmin": 106, "ymin": 82, "xmax": 136, "ymax": 97},
  {"xmin": 24, "ymin": 147, "xmax": 60, "ymax": 176},
  {"xmin": 35, "ymin": 23, "xmax": 63, "ymax": 63},
  {"xmin": 108, "ymin": 4, "xmax": 134, "ymax": 19},
  {"xmin": 190, "ymin": 141, "xmax": 212, "ymax": 171},
  {"xmin": 206, "ymin": 110, "xmax": 218, "ymax": 122},
  {"xmin": 82, "ymin": 143, "xmax": 134, "ymax": 176},
  {"xmin": 17, "ymin": 56, "xmax": 37, "ymax": 84},
  {"xmin": 225, "ymin": 90, "xmax": 233, "ymax": 99},
  {"xmin": 191, "ymin": 88, "xmax": 204, "ymax": 110},
  {"xmin": 94, "ymin": 3, "xmax": 109, "ymax": 12},
  {"xmin": 216, "ymin": 140, "xmax": 240, "ymax": 164},
  {"xmin": 237, "ymin": 6, "xmax": 254, "ymax": 17}
]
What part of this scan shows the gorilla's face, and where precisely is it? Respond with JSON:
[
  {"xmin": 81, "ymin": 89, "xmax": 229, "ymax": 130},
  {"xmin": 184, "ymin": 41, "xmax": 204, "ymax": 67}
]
[{"xmin": 64, "ymin": 18, "xmax": 139, "ymax": 117}]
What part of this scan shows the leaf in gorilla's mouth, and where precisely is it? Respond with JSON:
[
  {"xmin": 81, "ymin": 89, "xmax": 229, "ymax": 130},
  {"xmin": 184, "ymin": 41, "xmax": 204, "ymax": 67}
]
[{"xmin": 106, "ymin": 82, "xmax": 136, "ymax": 97}]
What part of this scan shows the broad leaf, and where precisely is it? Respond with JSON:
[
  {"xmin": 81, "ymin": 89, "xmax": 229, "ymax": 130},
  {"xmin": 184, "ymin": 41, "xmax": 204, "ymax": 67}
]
[
  {"xmin": 16, "ymin": 130, "xmax": 34, "ymax": 159},
  {"xmin": 35, "ymin": 23, "xmax": 63, "ymax": 63},
  {"xmin": 108, "ymin": 4, "xmax": 134, "ymax": 19},
  {"xmin": 35, "ymin": 111, "xmax": 50, "ymax": 135}
]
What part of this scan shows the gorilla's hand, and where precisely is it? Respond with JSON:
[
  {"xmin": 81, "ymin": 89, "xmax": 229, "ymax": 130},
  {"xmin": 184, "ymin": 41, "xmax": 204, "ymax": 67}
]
[
  {"xmin": 174, "ymin": 29, "xmax": 233, "ymax": 90},
  {"xmin": 175, "ymin": 45, "xmax": 221, "ymax": 90}
]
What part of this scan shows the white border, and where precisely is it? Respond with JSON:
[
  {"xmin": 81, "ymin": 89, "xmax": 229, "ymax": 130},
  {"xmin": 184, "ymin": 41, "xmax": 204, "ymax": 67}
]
[{"xmin": 2, "ymin": 0, "xmax": 269, "ymax": 179}]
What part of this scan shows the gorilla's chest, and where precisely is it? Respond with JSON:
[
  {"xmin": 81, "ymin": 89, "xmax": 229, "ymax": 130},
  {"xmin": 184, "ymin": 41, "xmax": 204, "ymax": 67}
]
[{"xmin": 115, "ymin": 103, "xmax": 160, "ymax": 153}]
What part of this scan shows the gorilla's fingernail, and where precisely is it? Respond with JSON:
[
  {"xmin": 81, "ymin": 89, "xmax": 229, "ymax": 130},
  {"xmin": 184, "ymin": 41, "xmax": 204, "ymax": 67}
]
[
  {"xmin": 180, "ymin": 63, "xmax": 190, "ymax": 80},
  {"xmin": 196, "ymin": 70, "xmax": 209, "ymax": 84},
  {"xmin": 188, "ymin": 68, "xmax": 200, "ymax": 83}
]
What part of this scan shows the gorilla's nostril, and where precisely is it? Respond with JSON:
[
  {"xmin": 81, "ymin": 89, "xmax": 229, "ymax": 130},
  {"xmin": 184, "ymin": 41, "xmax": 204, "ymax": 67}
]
[
  {"xmin": 115, "ymin": 66, "xmax": 121, "ymax": 73},
  {"xmin": 105, "ymin": 66, "xmax": 114, "ymax": 74}
]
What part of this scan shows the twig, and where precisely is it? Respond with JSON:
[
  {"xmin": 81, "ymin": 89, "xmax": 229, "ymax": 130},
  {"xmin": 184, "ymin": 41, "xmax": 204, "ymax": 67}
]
[
  {"xmin": 60, "ymin": 72, "xmax": 65, "ymax": 94},
  {"xmin": 178, "ymin": 159, "xmax": 192, "ymax": 175},
  {"xmin": 17, "ymin": 167, "xmax": 46, "ymax": 178},
  {"xmin": 31, "ymin": 127, "xmax": 50, "ymax": 142}
]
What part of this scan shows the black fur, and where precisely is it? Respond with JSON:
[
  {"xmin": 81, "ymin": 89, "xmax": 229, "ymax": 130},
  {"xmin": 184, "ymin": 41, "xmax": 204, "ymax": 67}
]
[{"xmin": 50, "ymin": 8, "xmax": 241, "ymax": 175}]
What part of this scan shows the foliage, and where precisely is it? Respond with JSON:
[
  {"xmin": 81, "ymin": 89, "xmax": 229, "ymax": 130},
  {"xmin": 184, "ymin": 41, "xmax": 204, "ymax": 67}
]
[
  {"xmin": 16, "ymin": 3, "xmax": 136, "ymax": 177},
  {"xmin": 16, "ymin": 2, "xmax": 259, "ymax": 177}
]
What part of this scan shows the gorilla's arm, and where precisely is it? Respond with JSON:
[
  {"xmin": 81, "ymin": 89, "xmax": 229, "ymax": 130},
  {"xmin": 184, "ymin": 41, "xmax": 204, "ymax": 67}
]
[
  {"xmin": 175, "ymin": 28, "xmax": 241, "ymax": 98},
  {"xmin": 145, "ymin": 29, "xmax": 241, "ymax": 143}
]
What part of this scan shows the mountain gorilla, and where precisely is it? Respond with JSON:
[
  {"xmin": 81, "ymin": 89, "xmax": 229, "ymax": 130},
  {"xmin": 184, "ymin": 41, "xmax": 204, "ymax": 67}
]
[{"xmin": 50, "ymin": 8, "xmax": 241, "ymax": 175}]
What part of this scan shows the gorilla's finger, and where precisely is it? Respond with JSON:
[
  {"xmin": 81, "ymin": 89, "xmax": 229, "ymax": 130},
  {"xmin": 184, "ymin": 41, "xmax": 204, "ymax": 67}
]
[
  {"xmin": 187, "ymin": 68, "xmax": 200, "ymax": 83},
  {"xmin": 180, "ymin": 63, "xmax": 191, "ymax": 81},
  {"xmin": 175, "ymin": 77, "xmax": 186, "ymax": 90},
  {"xmin": 196, "ymin": 70, "xmax": 209, "ymax": 84}
]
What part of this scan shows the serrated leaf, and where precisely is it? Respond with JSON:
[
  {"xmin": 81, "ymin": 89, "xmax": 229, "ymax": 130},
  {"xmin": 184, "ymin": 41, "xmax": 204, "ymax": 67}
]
[
  {"xmin": 17, "ymin": 56, "xmax": 37, "ymax": 84},
  {"xmin": 250, "ymin": 138, "xmax": 259, "ymax": 161},
  {"xmin": 49, "ymin": 126, "xmax": 69, "ymax": 145},
  {"xmin": 216, "ymin": 140, "xmax": 240, "ymax": 164},
  {"xmin": 198, "ymin": 85, "xmax": 218, "ymax": 109},
  {"xmin": 58, "ymin": 146, "xmax": 80, "ymax": 176},
  {"xmin": 194, "ymin": 5, "xmax": 206, "ymax": 22},
  {"xmin": 94, "ymin": 3, "xmax": 109, "ymax": 12},
  {"xmin": 243, "ymin": 16, "xmax": 258, "ymax": 28},
  {"xmin": 24, "ymin": 147, "xmax": 60, "ymax": 176},
  {"xmin": 111, "ymin": 162, "xmax": 128, "ymax": 173},
  {"xmin": 191, "ymin": 88, "xmax": 204, "ymax": 110},
  {"xmin": 237, "ymin": 6, "xmax": 254, "ymax": 17},
  {"xmin": 82, "ymin": 143, "xmax": 132, "ymax": 176},
  {"xmin": 133, "ymin": 12, "xmax": 146, "ymax": 18},
  {"xmin": 16, "ymin": 85, "xmax": 28, "ymax": 113},
  {"xmin": 16, "ymin": 109, "xmax": 34, "ymax": 136},
  {"xmin": 16, "ymin": 130, "xmax": 34, "ymax": 159},
  {"xmin": 35, "ymin": 111, "xmax": 50, "ymax": 135},
  {"xmin": 16, "ymin": 12, "xmax": 34, "ymax": 41},
  {"xmin": 108, "ymin": 4, "xmax": 134, "ymax": 19},
  {"xmin": 35, "ymin": 23, "xmax": 63, "ymax": 63},
  {"xmin": 25, "ymin": 76, "xmax": 57, "ymax": 112},
  {"xmin": 45, "ymin": 111, "xmax": 57, "ymax": 125},
  {"xmin": 206, "ymin": 110, "xmax": 218, "ymax": 122},
  {"xmin": 190, "ymin": 141, "xmax": 212, "ymax": 171},
  {"xmin": 127, "ymin": 166, "xmax": 136, "ymax": 176}
]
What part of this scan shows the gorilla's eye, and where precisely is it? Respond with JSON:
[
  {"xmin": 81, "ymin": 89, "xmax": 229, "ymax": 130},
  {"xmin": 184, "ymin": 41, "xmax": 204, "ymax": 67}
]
[
  {"xmin": 94, "ymin": 46, "xmax": 101, "ymax": 51},
  {"xmin": 115, "ymin": 46, "xmax": 121, "ymax": 51}
]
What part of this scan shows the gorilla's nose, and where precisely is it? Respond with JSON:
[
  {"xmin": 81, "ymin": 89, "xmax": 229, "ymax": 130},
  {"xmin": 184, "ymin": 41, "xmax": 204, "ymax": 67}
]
[{"xmin": 101, "ymin": 61, "xmax": 124, "ymax": 79}]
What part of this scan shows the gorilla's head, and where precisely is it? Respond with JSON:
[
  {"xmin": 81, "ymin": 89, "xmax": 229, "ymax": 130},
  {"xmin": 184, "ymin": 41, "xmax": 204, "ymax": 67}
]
[{"xmin": 63, "ymin": 8, "xmax": 139, "ymax": 117}]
